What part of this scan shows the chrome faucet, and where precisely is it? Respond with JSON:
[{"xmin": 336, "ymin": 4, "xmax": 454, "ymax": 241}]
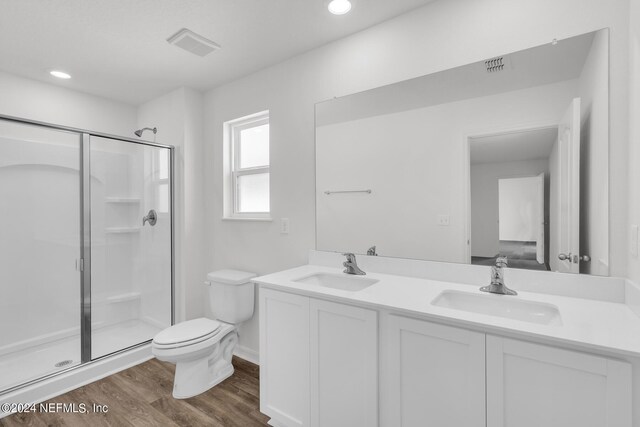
[
  {"xmin": 343, "ymin": 253, "xmax": 366, "ymax": 275},
  {"xmin": 480, "ymin": 256, "xmax": 517, "ymax": 295}
]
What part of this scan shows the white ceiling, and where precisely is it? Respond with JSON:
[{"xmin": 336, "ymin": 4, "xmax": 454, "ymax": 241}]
[
  {"xmin": 0, "ymin": 0, "xmax": 436, "ymax": 105},
  {"xmin": 470, "ymin": 127, "xmax": 558, "ymax": 164}
]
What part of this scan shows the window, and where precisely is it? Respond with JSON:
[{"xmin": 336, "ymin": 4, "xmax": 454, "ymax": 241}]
[
  {"xmin": 156, "ymin": 148, "xmax": 170, "ymax": 214},
  {"xmin": 224, "ymin": 111, "xmax": 270, "ymax": 219}
]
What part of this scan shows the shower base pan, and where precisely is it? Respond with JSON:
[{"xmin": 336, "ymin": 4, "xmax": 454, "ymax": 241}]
[{"xmin": 0, "ymin": 319, "xmax": 161, "ymax": 395}]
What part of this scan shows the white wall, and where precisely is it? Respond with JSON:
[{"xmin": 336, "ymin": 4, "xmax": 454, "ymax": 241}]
[
  {"xmin": 471, "ymin": 159, "xmax": 549, "ymax": 258},
  {"xmin": 182, "ymin": 90, "xmax": 207, "ymax": 320},
  {"xmin": 204, "ymin": 0, "xmax": 630, "ymax": 356},
  {"xmin": 578, "ymin": 31, "xmax": 610, "ymax": 275},
  {"xmin": 628, "ymin": 0, "xmax": 640, "ymax": 282},
  {"xmin": 137, "ymin": 88, "xmax": 206, "ymax": 323},
  {"xmin": 0, "ymin": 71, "xmax": 136, "ymax": 136},
  {"xmin": 316, "ymin": 81, "xmax": 573, "ymax": 263}
]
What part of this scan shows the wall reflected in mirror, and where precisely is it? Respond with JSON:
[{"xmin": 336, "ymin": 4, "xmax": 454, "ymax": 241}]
[{"xmin": 315, "ymin": 29, "xmax": 609, "ymax": 275}]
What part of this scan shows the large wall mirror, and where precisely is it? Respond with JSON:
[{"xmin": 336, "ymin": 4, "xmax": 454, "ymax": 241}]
[{"xmin": 315, "ymin": 29, "xmax": 609, "ymax": 276}]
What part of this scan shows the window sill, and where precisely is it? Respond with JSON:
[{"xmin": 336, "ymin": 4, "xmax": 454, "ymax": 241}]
[{"xmin": 222, "ymin": 216, "xmax": 273, "ymax": 222}]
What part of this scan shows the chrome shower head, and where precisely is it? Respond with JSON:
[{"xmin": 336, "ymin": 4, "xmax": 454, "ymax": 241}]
[{"xmin": 134, "ymin": 127, "xmax": 157, "ymax": 137}]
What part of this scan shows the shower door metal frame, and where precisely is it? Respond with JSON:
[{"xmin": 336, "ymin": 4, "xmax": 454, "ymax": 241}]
[
  {"xmin": 0, "ymin": 113, "xmax": 175, "ymax": 394},
  {"xmin": 80, "ymin": 133, "xmax": 92, "ymax": 363}
]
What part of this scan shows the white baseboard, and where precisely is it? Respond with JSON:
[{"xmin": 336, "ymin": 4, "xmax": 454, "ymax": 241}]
[{"xmin": 234, "ymin": 344, "xmax": 259, "ymax": 365}]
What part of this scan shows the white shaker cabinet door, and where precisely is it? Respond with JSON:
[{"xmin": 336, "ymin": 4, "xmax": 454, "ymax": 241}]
[
  {"xmin": 310, "ymin": 299, "xmax": 378, "ymax": 427},
  {"xmin": 486, "ymin": 336, "xmax": 632, "ymax": 427},
  {"xmin": 260, "ymin": 288, "xmax": 310, "ymax": 427},
  {"xmin": 380, "ymin": 314, "xmax": 486, "ymax": 427}
]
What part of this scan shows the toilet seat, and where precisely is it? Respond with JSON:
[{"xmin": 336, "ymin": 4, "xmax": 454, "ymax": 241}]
[
  {"xmin": 153, "ymin": 318, "xmax": 222, "ymax": 349},
  {"xmin": 152, "ymin": 321, "xmax": 235, "ymax": 365}
]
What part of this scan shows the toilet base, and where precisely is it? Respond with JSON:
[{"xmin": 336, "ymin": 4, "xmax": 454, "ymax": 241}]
[
  {"xmin": 173, "ymin": 363, "xmax": 234, "ymax": 399},
  {"xmin": 167, "ymin": 329, "xmax": 238, "ymax": 399}
]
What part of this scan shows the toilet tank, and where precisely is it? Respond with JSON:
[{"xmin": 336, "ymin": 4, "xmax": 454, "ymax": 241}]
[{"xmin": 206, "ymin": 269, "xmax": 256, "ymax": 324}]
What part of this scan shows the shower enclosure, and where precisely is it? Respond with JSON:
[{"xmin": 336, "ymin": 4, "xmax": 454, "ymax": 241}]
[{"xmin": 0, "ymin": 116, "xmax": 173, "ymax": 393}]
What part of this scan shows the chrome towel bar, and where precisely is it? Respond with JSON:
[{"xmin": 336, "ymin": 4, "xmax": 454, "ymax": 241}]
[{"xmin": 324, "ymin": 189, "xmax": 372, "ymax": 195}]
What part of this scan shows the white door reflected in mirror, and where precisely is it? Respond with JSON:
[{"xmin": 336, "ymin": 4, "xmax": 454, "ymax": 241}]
[{"xmin": 498, "ymin": 175, "xmax": 544, "ymax": 263}]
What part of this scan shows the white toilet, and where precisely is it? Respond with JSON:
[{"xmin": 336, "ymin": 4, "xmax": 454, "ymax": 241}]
[{"xmin": 152, "ymin": 269, "xmax": 256, "ymax": 399}]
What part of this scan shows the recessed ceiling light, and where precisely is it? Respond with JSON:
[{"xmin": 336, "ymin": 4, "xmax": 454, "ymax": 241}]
[
  {"xmin": 50, "ymin": 70, "xmax": 71, "ymax": 79},
  {"xmin": 328, "ymin": 0, "xmax": 352, "ymax": 15}
]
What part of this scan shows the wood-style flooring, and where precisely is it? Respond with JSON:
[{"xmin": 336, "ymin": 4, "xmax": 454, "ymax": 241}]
[{"xmin": 1, "ymin": 356, "xmax": 270, "ymax": 427}]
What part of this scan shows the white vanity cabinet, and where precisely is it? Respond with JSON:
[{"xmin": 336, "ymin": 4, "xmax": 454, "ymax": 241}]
[
  {"xmin": 486, "ymin": 336, "xmax": 632, "ymax": 427},
  {"xmin": 310, "ymin": 299, "xmax": 378, "ymax": 427},
  {"xmin": 380, "ymin": 314, "xmax": 486, "ymax": 427},
  {"xmin": 260, "ymin": 288, "xmax": 310, "ymax": 427},
  {"xmin": 379, "ymin": 313, "xmax": 632, "ymax": 427},
  {"xmin": 260, "ymin": 286, "xmax": 634, "ymax": 427},
  {"xmin": 259, "ymin": 288, "xmax": 378, "ymax": 427}
]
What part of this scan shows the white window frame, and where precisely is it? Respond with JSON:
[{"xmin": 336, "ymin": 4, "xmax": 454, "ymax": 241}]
[{"xmin": 224, "ymin": 111, "xmax": 271, "ymax": 220}]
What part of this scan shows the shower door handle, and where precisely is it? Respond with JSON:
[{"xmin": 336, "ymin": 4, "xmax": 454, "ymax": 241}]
[
  {"xmin": 558, "ymin": 253, "xmax": 572, "ymax": 261},
  {"xmin": 143, "ymin": 209, "xmax": 157, "ymax": 226}
]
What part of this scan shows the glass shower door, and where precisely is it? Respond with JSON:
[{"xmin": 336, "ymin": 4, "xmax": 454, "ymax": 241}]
[
  {"xmin": 90, "ymin": 136, "xmax": 172, "ymax": 359},
  {"xmin": 0, "ymin": 119, "xmax": 82, "ymax": 391}
]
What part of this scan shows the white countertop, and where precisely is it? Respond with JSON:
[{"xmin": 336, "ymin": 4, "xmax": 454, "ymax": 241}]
[{"xmin": 254, "ymin": 264, "xmax": 640, "ymax": 358}]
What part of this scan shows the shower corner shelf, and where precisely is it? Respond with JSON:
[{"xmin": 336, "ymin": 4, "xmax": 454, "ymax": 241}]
[
  {"xmin": 105, "ymin": 227, "xmax": 141, "ymax": 234},
  {"xmin": 105, "ymin": 197, "xmax": 141, "ymax": 204}
]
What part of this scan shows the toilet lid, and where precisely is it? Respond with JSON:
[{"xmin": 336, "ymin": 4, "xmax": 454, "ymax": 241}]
[
  {"xmin": 207, "ymin": 269, "xmax": 256, "ymax": 285},
  {"xmin": 153, "ymin": 318, "xmax": 222, "ymax": 346}
]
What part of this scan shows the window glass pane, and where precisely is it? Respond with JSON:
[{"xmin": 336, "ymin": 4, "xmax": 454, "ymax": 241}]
[
  {"xmin": 158, "ymin": 150, "xmax": 169, "ymax": 180},
  {"xmin": 239, "ymin": 124, "xmax": 269, "ymax": 168},
  {"xmin": 158, "ymin": 183, "xmax": 169, "ymax": 213},
  {"xmin": 237, "ymin": 173, "xmax": 269, "ymax": 213}
]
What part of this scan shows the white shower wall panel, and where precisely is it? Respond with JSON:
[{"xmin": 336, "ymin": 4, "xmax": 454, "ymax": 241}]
[{"xmin": 90, "ymin": 145, "xmax": 144, "ymax": 330}]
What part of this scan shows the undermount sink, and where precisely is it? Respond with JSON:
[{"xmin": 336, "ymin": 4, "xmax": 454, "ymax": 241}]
[
  {"xmin": 293, "ymin": 272, "xmax": 379, "ymax": 292},
  {"xmin": 431, "ymin": 290, "xmax": 562, "ymax": 325}
]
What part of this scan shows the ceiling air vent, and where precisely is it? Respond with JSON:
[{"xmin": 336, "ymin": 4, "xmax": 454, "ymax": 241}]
[
  {"xmin": 167, "ymin": 28, "xmax": 221, "ymax": 57},
  {"xmin": 484, "ymin": 56, "xmax": 509, "ymax": 73}
]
